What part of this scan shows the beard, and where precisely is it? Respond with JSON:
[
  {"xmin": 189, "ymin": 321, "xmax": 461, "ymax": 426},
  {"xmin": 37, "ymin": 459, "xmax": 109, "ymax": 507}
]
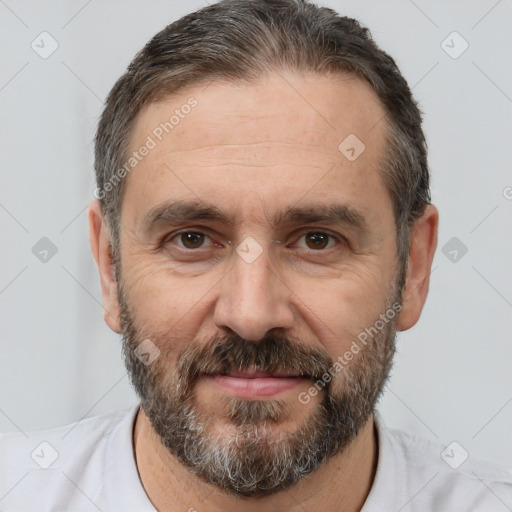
[{"xmin": 117, "ymin": 276, "xmax": 400, "ymax": 498}]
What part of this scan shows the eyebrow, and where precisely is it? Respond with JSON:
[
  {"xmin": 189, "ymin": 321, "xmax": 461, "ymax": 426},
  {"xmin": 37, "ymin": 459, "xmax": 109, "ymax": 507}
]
[
  {"xmin": 141, "ymin": 200, "xmax": 367, "ymax": 233},
  {"xmin": 271, "ymin": 203, "xmax": 366, "ymax": 231},
  {"xmin": 141, "ymin": 201, "xmax": 234, "ymax": 232}
]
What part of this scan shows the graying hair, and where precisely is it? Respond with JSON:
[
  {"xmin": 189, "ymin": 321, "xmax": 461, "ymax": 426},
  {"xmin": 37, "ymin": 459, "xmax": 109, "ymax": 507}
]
[{"xmin": 94, "ymin": 0, "xmax": 431, "ymax": 283}]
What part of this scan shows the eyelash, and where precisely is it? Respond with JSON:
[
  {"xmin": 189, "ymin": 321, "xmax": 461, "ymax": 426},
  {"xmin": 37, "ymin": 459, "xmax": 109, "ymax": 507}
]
[{"xmin": 163, "ymin": 230, "xmax": 343, "ymax": 253}]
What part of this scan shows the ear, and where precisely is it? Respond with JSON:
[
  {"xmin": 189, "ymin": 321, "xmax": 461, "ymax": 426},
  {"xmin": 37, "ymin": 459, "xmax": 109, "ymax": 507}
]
[
  {"xmin": 397, "ymin": 205, "xmax": 439, "ymax": 331},
  {"xmin": 88, "ymin": 199, "xmax": 121, "ymax": 333}
]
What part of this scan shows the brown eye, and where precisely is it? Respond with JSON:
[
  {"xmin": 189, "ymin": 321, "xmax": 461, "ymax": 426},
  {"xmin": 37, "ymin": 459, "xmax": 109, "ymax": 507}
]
[
  {"xmin": 176, "ymin": 232, "xmax": 209, "ymax": 249},
  {"xmin": 297, "ymin": 232, "xmax": 336, "ymax": 251}
]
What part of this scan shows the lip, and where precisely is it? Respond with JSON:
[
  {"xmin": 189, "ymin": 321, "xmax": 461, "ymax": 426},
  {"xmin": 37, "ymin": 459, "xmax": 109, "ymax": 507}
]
[
  {"xmin": 207, "ymin": 373, "xmax": 306, "ymax": 399},
  {"xmin": 224, "ymin": 370, "xmax": 301, "ymax": 378}
]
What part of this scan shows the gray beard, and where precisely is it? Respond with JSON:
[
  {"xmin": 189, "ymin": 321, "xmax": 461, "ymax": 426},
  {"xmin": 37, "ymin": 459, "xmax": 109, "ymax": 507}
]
[{"xmin": 118, "ymin": 280, "xmax": 398, "ymax": 497}]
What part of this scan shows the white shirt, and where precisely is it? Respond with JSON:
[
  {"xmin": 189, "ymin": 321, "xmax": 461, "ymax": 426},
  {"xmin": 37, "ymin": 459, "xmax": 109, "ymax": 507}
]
[{"xmin": 1, "ymin": 404, "xmax": 511, "ymax": 511}]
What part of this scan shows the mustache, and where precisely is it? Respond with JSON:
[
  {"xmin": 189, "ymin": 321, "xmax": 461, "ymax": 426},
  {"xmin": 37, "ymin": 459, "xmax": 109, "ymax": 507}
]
[{"xmin": 176, "ymin": 332, "xmax": 333, "ymax": 384}]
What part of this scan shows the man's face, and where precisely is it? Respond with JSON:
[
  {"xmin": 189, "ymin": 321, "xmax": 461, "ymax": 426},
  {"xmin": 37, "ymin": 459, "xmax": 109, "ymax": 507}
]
[{"xmin": 115, "ymin": 71, "xmax": 401, "ymax": 496}]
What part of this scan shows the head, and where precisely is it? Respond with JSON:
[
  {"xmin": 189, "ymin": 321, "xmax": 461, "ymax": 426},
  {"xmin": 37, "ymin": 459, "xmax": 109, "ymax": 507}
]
[{"xmin": 89, "ymin": 0, "xmax": 438, "ymax": 498}]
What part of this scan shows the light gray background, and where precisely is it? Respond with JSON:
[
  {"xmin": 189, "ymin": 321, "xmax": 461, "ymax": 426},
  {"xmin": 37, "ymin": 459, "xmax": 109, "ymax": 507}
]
[{"xmin": 1, "ymin": 0, "xmax": 511, "ymax": 468}]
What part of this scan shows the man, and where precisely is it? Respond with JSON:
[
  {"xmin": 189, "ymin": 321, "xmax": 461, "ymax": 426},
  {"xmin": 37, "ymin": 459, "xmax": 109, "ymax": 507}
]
[{"xmin": 1, "ymin": 0, "xmax": 511, "ymax": 510}]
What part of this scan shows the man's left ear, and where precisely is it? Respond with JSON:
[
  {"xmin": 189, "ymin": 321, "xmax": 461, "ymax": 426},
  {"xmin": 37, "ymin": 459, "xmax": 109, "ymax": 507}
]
[{"xmin": 397, "ymin": 205, "xmax": 439, "ymax": 331}]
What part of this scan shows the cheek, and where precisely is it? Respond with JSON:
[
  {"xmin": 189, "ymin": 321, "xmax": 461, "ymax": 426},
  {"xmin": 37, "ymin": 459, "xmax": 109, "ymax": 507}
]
[
  {"xmin": 293, "ymin": 259, "xmax": 395, "ymax": 358},
  {"xmin": 120, "ymin": 256, "xmax": 223, "ymax": 345}
]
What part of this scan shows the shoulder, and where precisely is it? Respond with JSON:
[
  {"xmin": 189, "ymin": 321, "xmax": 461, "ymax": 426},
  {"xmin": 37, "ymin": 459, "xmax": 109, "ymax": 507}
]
[
  {"xmin": 373, "ymin": 415, "xmax": 512, "ymax": 511},
  {"xmin": 389, "ymin": 424, "xmax": 512, "ymax": 481},
  {"xmin": 0, "ymin": 407, "xmax": 129, "ymax": 467},
  {"xmin": 0, "ymin": 407, "xmax": 136, "ymax": 510}
]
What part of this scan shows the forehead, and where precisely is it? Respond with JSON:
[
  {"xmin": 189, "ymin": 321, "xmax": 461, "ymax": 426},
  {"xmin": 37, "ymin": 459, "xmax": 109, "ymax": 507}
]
[{"xmin": 122, "ymin": 71, "xmax": 390, "ymax": 230}]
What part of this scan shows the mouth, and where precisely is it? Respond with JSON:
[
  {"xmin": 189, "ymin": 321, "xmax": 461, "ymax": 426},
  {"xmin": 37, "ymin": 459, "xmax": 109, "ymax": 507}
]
[{"xmin": 204, "ymin": 369, "xmax": 309, "ymax": 399}]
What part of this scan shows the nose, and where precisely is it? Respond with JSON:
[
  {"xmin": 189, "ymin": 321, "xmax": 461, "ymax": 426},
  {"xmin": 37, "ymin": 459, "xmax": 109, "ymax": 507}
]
[{"xmin": 213, "ymin": 239, "xmax": 295, "ymax": 341}]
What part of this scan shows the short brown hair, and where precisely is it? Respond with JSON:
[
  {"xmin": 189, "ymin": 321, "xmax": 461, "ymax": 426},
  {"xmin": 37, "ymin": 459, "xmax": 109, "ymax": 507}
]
[{"xmin": 94, "ymin": 0, "xmax": 431, "ymax": 285}]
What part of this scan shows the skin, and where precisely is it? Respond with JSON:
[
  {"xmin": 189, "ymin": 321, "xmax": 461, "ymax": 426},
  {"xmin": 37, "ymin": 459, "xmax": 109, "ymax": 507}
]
[{"xmin": 89, "ymin": 71, "xmax": 438, "ymax": 511}]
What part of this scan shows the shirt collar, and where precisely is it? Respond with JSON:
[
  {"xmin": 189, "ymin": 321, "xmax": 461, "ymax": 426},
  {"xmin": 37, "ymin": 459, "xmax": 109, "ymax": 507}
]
[
  {"xmin": 104, "ymin": 405, "xmax": 392, "ymax": 511},
  {"xmin": 104, "ymin": 403, "xmax": 156, "ymax": 511},
  {"xmin": 361, "ymin": 411, "xmax": 401, "ymax": 511}
]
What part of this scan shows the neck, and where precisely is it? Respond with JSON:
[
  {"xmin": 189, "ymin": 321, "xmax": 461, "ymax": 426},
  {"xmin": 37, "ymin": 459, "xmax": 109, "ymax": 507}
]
[{"xmin": 133, "ymin": 408, "xmax": 378, "ymax": 512}]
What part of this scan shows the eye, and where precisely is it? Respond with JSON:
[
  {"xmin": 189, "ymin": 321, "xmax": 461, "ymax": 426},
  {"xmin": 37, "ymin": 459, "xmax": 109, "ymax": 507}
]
[
  {"xmin": 171, "ymin": 231, "xmax": 212, "ymax": 249},
  {"xmin": 294, "ymin": 232, "xmax": 338, "ymax": 251}
]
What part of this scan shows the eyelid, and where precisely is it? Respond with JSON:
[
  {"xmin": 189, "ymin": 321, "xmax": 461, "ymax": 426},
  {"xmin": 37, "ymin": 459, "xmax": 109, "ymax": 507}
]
[
  {"xmin": 162, "ymin": 228, "xmax": 346, "ymax": 250},
  {"xmin": 290, "ymin": 230, "xmax": 343, "ymax": 250},
  {"xmin": 165, "ymin": 230, "xmax": 215, "ymax": 249}
]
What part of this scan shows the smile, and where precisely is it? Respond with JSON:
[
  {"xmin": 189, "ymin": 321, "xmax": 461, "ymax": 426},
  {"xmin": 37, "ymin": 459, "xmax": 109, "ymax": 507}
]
[{"xmin": 206, "ymin": 371, "xmax": 308, "ymax": 399}]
